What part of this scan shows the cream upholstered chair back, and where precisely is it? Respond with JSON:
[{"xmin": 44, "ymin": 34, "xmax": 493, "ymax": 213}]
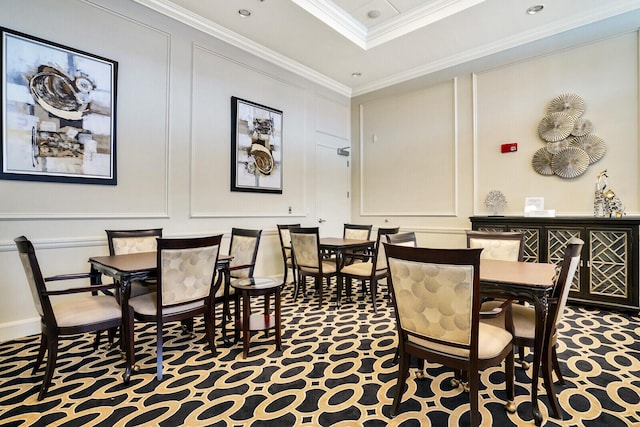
[
  {"xmin": 159, "ymin": 243, "xmax": 219, "ymax": 306},
  {"xmin": 466, "ymin": 231, "xmax": 524, "ymax": 262},
  {"xmin": 388, "ymin": 253, "xmax": 476, "ymax": 348},
  {"xmin": 290, "ymin": 228, "xmax": 321, "ymax": 269},
  {"xmin": 106, "ymin": 228, "xmax": 163, "ymax": 255},
  {"xmin": 228, "ymin": 228, "xmax": 262, "ymax": 279},
  {"xmin": 343, "ymin": 224, "xmax": 372, "ymax": 240},
  {"xmin": 549, "ymin": 237, "xmax": 584, "ymax": 331},
  {"xmin": 16, "ymin": 239, "xmax": 47, "ymax": 318},
  {"xmin": 374, "ymin": 227, "xmax": 400, "ymax": 271},
  {"xmin": 156, "ymin": 236, "xmax": 222, "ymax": 308},
  {"xmin": 386, "ymin": 231, "xmax": 417, "ymax": 247}
]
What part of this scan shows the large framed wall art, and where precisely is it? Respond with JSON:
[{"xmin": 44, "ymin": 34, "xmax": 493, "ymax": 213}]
[
  {"xmin": 1, "ymin": 27, "xmax": 118, "ymax": 185},
  {"xmin": 230, "ymin": 96, "xmax": 282, "ymax": 194}
]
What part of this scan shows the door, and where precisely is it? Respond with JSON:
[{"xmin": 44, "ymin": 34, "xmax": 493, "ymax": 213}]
[{"xmin": 316, "ymin": 143, "xmax": 350, "ymax": 237}]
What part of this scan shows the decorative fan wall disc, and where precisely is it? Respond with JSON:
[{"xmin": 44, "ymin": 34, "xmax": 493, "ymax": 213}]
[
  {"xmin": 532, "ymin": 147, "xmax": 554, "ymax": 175},
  {"xmin": 538, "ymin": 112, "xmax": 575, "ymax": 142},
  {"xmin": 570, "ymin": 134, "xmax": 606, "ymax": 164},
  {"xmin": 547, "ymin": 93, "xmax": 585, "ymax": 119},
  {"xmin": 546, "ymin": 137, "xmax": 572, "ymax": 154},
  {"xmin": 571, "ymin": 118, "xmax": 592, "ymax": 137},
  {"xmin": 551, "ymin": 146, "xmax": 589, "ymax": 178}
]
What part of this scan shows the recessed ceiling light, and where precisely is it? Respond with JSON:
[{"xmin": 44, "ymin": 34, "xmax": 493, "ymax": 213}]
[
  {"xmin": 526, "ymin": 5, "xmax": 544, "ymax": 14},
  {"xmin": 238, "ymin": 9, "xmax": 251, "ymax": 17},
  {"xmin": 367, "ymin": 10, "xmax": 381, "ymax": 19},
  {"xmin": 352, "ymin": 72, "xmax": 362, "ymax": 77}
]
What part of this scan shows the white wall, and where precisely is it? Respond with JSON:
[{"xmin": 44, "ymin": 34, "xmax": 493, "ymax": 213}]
[
  {"xmin": 351, "ymin": 31, "xmax": 639, "ymax": 249},
  {"xmin": 0, "ymin": 0, "xmax": 350, "ymax": 341}
]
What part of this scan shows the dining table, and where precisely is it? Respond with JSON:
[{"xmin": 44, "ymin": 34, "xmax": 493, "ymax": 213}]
[
  {"xmin": 479, "ymin": 258, "xmax": 558, "ymax": 427},
  {"xmin": 88, "ymin": 251, "xmax": 233, "ymax": 383},
  {"xmin": 319, "ymin": 237, "xmax": 375, "ymax": 307}
]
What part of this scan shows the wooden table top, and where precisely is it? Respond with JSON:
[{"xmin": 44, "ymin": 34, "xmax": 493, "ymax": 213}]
[
  {"xmin": 89, "ymin": 252, "xmax": 232, "ymax": 273},
  {"xmin": 480, "ymin": 258, "xmax": 557, "ymax": 289},
  {"xmin": 319, "ymin": 237, "xmax": 374, "ymax": 249}
]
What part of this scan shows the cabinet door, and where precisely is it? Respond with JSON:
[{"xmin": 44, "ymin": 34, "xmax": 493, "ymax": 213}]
[
  {"xmin": 509, "ymin": 226, "xmax": 541, "ymax": 262},
  {"xmin": 588, "ymin": 228, "xmax": 632, "ymax": 306}
]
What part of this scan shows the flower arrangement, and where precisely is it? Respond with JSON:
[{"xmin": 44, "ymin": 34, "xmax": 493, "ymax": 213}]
[{"xmin": 485, "ymin": 190, "xmax": 507, "ymax": 216}]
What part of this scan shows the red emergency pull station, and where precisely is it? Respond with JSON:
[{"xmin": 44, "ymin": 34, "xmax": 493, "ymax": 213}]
[{"xmin": 501, "ymin": 142, "xmax": 518, "ymax": 153}]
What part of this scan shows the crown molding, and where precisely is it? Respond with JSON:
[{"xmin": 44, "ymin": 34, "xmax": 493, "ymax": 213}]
[{"xmin": 131, "ymin": 0, "xmax": 352, "ymax": 97}]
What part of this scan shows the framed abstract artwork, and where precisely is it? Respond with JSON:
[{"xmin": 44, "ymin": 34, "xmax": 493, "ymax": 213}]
[
  {"xmin": 1, "ymin": 27, "xmax": 118, "ymax": 185},
  {"xmin": 230, "ymin": 96, "xmax": 282, "ymax": 194}
]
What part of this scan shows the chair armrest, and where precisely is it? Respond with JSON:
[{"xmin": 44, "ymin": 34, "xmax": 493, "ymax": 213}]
[
  {"xmin": 45, "ymin": 272, "xmax": 97, "ymax": 282},
  {"xmin": 229, "ymin": 264, "xmax": 254, "ymax": 272},
  {"xmin": 46, "ymin": 283, "xmax": 119, "ymax": 296},
  {"xmin": 479, "ymin": 298, "xmax": 513, "ymax": 319}
]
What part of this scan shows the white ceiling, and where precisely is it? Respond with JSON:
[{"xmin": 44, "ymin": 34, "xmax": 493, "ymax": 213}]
[{"xmin": 132, "ymin": 0, "xmax": 640, "ymax": 97}]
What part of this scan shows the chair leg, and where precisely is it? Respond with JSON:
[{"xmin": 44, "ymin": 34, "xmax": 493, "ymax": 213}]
[
  {"xmin": 543, "ymin": 343, "xmax": 563, "ymax": 419},
  {"xmin": 469, "ymin": 371, "xmax": 480, "ymax": 427},
  {"xmin": 505, "ymin": 348, "xmax": 516, "ymax": 413},
  {"xmin": 519, "ymin": 346, "xmax": 529, "ymax": 369},
  {"xmin": 371, "ymin": 279, "xmax": 377, "ymax": 313},
  {"xmin": 38, "ymin": 335, "xmax": 58, "ymax": 401},
  {"xmin": 204, "ymin": 310, "xmax": 217, "ymax": 356},
  {"xmin": 391, "ymin": 347, "xmax": 409, "ymax": 416},
  {"xmin": 317, "ymin": 277, "xmax": 323, "ymax": 308},
  {"xmin": 552, "ymin": 344, "xmax": 565, "ymax": 385},
  {"xmin": 32, "ymin": 333, "xmax": 47, "ymax": 375}
]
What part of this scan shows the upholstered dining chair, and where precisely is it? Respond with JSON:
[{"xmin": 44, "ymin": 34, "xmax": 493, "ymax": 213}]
[
  {"xmin": 339, "ymin": 223, "xmax": 373, "ymax": 265},
  {"xmin": 105, "ymin": 228, "xmax": 163, "ymax": 297},
  {"xmin": 126, "ymin": 235, "xmax": 222, "ymax": 380},
  {"xmin": 466, "ymin": 230, "xmax": 525, "ymax": 262},
  {"xmin": 481, "ymin": 237, "xmax": 583, "ymax": 420},
  {"xmin": 277, "ymin": 224, "xmax": 300, "ymax": 289},
  {"xmin": 466, "ymin": 230, "xmax": 527, "ymax": 366},
  {"xmin": 215, "ymin": 228, "xmax": 262, "ymax": 328},
  {"xmin": 14, "ymin": 236, "xmax": 122, "ymax": 400},
  {"xmin": 340, "ymin": 226, "xmax": 398, "ymax": 312},
  {"xmin": 384, "ymin": 243, "xmax": 515, "ymax": 426},
  {"xmin": 385, "ymin": 231, "xmax": 417, "ymax": 247},
  {"xmin": 289, "ymin": 227, "xmax": 338, "ymax": 307}
]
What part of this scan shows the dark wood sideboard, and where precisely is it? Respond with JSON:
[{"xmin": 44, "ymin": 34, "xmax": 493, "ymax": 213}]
[{"xmin": 470, "ymin": 216, "xmax": 640, "ymax": 311}]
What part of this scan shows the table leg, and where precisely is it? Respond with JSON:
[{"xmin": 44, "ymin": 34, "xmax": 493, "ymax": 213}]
[
  {"xmin": 531, "ymin": 294, "xmax": 549, "ymax": 426},
  {"xmin": 335, "ymin": 249, "xmax": 342, "ymax": 308},
  {"xmin": 120, "ymin": 279, "xmax": 134, "ymax": 384}
]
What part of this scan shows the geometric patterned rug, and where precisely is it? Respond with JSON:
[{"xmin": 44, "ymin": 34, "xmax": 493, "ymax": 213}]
[{"xmin": 0, "ymin": 283, "xmax": 639, "ymax": 427}]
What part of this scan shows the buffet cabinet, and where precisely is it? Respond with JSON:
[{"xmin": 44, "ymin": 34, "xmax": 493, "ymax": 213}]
[{"xmin": 470, "ymin": 216, "xmax": 640, "ymax": 311}]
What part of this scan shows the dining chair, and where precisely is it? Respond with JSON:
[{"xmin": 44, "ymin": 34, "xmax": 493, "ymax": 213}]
[
  {"xmin": 126, "ymin": 234, "xmax": 222, "ymax": 380},
  {"xmin": 466, "ymin": 230, "xmax": 524, "ymax": 261},
  {"xmin": 481, "ymin": 237, "xmax": 583, "ymax": 419},
  {"xmin": 340, "ymin": 227, "xmax": 398, "ymax": 312},
  {"xmin": 289, "ymin": 227, "xmax": 338, "ymax": 307},
  {"xmin": 14, "ymin": 236, "xmax": 122, "ymax": 400},
  {"xmin": 277, "ymin": 224, "xmax": 300, "ymax": 289},
  {"xmin": 385, "ymin": 231, "xmax": 417, "ymax": 247},
  {"xmin": 467, "ymin": 230, "xmax": 529, "ymax": 366},
  {"xmin": 216, "ymin": 228, "xmax": 262, "ymax": 329},
  {"xmin": 105, "ymin": 228, "xmax": 163, "ymax": 297},
  {"xmin": 385, "ymin": 243, "xmax": 515, "ymax": 426},
  {"xmin": 340, "ymin": 223, "xmax": 373, "ymax": 265}
]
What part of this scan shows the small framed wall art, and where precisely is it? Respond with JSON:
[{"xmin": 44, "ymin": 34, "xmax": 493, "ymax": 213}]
[
  {"xmin": 230, "ymin": 96, "xmax": 282, "ymax": 194},
  {"xmin": 1, "ymin": 27, "xmax": 118, "ymax": 185}
]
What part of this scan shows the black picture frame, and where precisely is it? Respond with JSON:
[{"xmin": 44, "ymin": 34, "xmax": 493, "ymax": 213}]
[
  {"xmin": 230, "ymin": 96, "xmax": 282, "ymax": 194},
  {"xmin": 1, "ymin": 27, "xmax": 117, "ymax": 185}
]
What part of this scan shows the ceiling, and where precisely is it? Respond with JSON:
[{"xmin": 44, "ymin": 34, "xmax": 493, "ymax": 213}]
[{"xmin": 132, "ymin": 0, "xmax": 640, "ymax": 97}]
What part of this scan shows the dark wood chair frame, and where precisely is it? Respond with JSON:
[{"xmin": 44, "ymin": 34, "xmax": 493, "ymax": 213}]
[
  {"xmin": 341, "ymin": 226, "xmax": 399, "ymax": 313},
  {"xmin": 126, "ymin": 235, "xmax": 223, "ymax": 380},
  {"xmin": 277, "ymin": 224, "xmax": 300, "ymax": 289},
  {"xmin": 14, "ymin": 236, "xmax": 121, "ymax": 400},
  {"xmin": 289, "ymin": 226, "xmax": 339, "ymax": 307},
  {"xmin": 385, "ymin": 243, "xmax": 515, "ymax": 426}
]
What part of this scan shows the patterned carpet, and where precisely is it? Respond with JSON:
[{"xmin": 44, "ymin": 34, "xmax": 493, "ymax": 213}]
[{"xmin": 0, "ymin": 282, "xmax": 639, "ymax": 427}]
